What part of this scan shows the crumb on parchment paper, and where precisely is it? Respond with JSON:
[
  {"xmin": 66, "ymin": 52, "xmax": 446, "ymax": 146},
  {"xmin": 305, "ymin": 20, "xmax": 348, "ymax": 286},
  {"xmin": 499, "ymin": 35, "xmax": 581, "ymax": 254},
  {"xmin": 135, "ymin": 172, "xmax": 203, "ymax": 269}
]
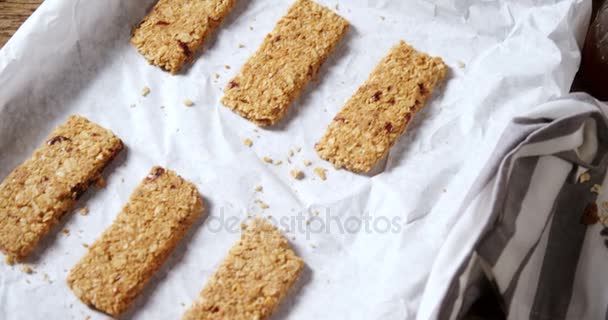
[
  {"xmin": 255, "ymin": 200, "xmax": 269, "ymax": 210},
  {"xmin": 290, "ymin": 169, "xmax": 304, "ymax": 180},
  {"xmin": 314, "ymin": 167, "xmax": 327, "ymax": 181},
  {"xmin": 20, "ymin": 265, "xmax": 34, "ymax": 274},
  {"xmin": 243, "ymin": 138, "xmax": 253, "ymax": 147},
  {"xmin": 95, "ymin": 176, "xmax": 106, "ymax": 188}
]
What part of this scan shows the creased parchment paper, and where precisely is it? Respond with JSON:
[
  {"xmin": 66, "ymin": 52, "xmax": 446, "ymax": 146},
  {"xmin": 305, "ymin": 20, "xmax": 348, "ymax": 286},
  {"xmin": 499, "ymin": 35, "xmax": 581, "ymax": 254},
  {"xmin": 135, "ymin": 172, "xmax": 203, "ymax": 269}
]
[{"xmin": 0, "ymin": 0, "xmax": 591, "ymax": 319}]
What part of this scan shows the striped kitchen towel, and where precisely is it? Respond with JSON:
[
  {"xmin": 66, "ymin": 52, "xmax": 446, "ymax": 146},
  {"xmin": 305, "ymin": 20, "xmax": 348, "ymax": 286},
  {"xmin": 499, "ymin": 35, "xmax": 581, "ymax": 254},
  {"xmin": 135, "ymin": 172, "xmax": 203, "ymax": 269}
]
[{"xmin": 436, "ymin": 93, "xmax": 608, "ymax": 320}]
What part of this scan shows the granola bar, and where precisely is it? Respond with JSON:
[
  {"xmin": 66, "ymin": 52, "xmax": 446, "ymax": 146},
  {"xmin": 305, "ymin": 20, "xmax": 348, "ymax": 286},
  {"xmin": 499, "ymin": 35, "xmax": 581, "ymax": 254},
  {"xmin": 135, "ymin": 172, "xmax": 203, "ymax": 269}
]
[
  {"xmin": 221, "ymin": 0, "xmax": 349, "ymax": 126},
  {"xmin": 315, "ymin": 41, "xmax": 447, "ymax": 173},
  {"xmin": 67, "ymin": 167, "xmax": 204, "ymax": 316},
  {"xmin": 182, "ymin": 218, "xmax": 303, "ymax": 320},
  {"xmin": 131, "ymin": 0, "xmax": 236, "ymax": 74},
  {"xmin": 0, "ymin": 115, "xmax": 123, "ymax": 262}
]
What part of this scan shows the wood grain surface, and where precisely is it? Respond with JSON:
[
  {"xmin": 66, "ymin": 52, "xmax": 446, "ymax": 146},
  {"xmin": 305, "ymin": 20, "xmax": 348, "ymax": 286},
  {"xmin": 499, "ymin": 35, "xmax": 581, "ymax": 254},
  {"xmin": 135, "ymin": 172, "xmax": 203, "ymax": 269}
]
[{"xmin": 0, "ymin": 0, "xmax": 43, "ymax": 48}]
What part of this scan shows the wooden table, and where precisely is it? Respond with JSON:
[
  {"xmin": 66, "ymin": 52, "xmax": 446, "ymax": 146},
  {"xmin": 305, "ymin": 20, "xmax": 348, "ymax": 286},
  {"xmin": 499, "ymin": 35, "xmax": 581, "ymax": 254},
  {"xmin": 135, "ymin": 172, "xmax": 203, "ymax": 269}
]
[{"xmin": 0, "ymin": 0, "xmax": 43, "ymax": 48}]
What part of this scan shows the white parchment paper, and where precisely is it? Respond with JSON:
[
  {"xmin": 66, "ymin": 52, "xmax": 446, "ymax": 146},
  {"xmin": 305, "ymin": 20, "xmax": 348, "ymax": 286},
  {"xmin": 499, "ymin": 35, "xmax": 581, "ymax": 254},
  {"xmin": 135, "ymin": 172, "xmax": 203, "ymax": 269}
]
[{"xmin": 0, "ymin": 0, "xmax": 591, "ymax": 319}]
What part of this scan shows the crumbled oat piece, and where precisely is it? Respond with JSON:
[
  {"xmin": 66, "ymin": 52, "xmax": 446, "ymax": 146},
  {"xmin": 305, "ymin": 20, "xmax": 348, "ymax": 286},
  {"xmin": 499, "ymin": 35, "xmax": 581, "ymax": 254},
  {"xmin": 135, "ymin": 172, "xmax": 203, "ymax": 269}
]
[
  {"xmin": 243, "ymin": 138, "xmax": 253, "ymax": 147},
  {"xmin": 288, "ymin": 150, "xmax": 294, "ymax": 157},
  {"xmin": 182, "ymin": 218, "xmax": 303, "ymax": 320},
  {"xmin": 315, "ymin": 41, "xmax": 447, "ymax": 173},
  {"xmin": 141, "ymin": 86, "xmax": 151, "ymax": 97},
  {"xmin": 42, "ymin": 273, "xmax": 51, "ymax": 283},
  {"xmin": 67, "ymin": 167, "xmax": 204, "ymax": 317},
  {"xmin": 254, "ymin": 185, "xmax": 263, "ymax": 192},
  {"xmin": 310, "ymin": 243, "xmax": 317, "ymax": 248},
  {"xmin": 221, "ymin": 0, "xmax": 349, "ymax": 126},
  {"xmin": 224, "ymin": 64, "xmax": 231, "ymax": 70},
  {"xmin": 457, "ymin": 60, "xmax": 466, "ymax": 69},
  {"xmin": 213, "ymin": 73, "xmax": 220, "ymax": 79},
  {"xmin": 131, "ymin": 0, "xmax": 237, "ymax": 74},
  {"xmin": 95, "ymin": 176, "xmax": 107, "ymax": 188},
  {"xmin": 295, "ymin": 146, "xmax": 302, "ymax": 153},
  {"xmin": 20, "ymin": 265, "xmax": 34, "ymax": 274},
  {"xmin": 275, "ymin": 160, "xmax": 283, "ymax": 166},
  {"xmin": 263, "ymin": 157, "xmax": 273, "ymax": 164},
  {"xmin": 82, "ymin": 243, "xmax": 89, "ymax": 248},
  {"xmin": 303, "ymin": 160, "xmax": 312, "ymax": 167},
  {"xmin": 79, "ymin": 207, "xmax": 89, "ymax": 216},
  {"xmin": 238, "ymin": 43, "xmax": 245, "ymax": 48},
  {"xmin": 334, "ymin": 3, "xmax": 339, "ymax": 10},
  {"xmin": 62, "ymin": 228, "xmax": 70, "ymax": 236},
  {"xmin": 255, "ymin": 200, "xmax": 270, "ymax": 210},
  {"xmin": 579, "ymin": 171, "xmax": 591, "ymax": 184},
  {"xmin": 591, "ymin": 184, "xmax": 602, "ymax": 194},
  {"xmin": 312, "ymin": 209, "xmax": 319, "ymax": 216},
  {"xmin": 305, "ymin": 218, "xmax": 311, "ymax": 225},
  {"xmin": 314, "ymin": 167, "xmax": 327, "ymax": 181},
  {"xmin": 290, "ymin": 169, "xmax": 304, "ymax": 180},
  {"xmin": 184, "ymin": 99, "xmax": 194, "ymax": 107},
  {"xmin": 0, "ymin": 115, "xmax": 123, "ymax": 262}
]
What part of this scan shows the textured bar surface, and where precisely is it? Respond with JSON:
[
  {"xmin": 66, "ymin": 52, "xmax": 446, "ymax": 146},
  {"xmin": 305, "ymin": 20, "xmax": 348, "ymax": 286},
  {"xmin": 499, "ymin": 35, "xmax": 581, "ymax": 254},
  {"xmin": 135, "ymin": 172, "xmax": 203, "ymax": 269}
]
[
  {"xmin": 316, "ymin": 41, "xmax": 448, "ymax": 173},
  {"xmin": 67, "ymin": 167, "xmax": 204, "ymax": 316},
  {"xmin": 131, "ymin": 0, "xmax": 236, "ymax": 74},
  {"xmin": 183, "ymin": 218, "xmax": 304, "ymax": 320},
  {"xmin": 221, "ymin": 0, "xmax": 349, "ymax": 126},
  {"xmin": 0, "ymin": 115, "xmax": 123, "ymax": 262}
]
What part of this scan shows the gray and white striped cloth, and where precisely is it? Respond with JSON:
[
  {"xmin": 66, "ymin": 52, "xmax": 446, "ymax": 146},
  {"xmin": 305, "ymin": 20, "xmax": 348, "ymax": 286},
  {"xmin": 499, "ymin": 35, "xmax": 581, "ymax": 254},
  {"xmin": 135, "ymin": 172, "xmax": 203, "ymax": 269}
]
[{"xmin": 434, "ymin": 93, "xmax": 608, "ymax": 320}]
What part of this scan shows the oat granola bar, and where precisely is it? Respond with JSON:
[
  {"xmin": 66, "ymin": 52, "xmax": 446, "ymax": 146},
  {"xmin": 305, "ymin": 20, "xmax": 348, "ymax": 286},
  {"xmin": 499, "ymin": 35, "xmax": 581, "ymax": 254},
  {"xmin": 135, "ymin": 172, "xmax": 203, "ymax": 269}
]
[
  {"xmin": 0, "ymin": 115, "xmax": 123, "ymax": 262},
  {"xmin": 67, "ymin": 167, "xmax": 204, "ymax": 316},
  {"xmin": 315, "ymin": 41, "xmax": 448, "ymax": 173},
  {"xmin": 221, "ymin": 0, "xmax": 349, "ymax": 126},
  {"xmin": 182, "ymin": 218, "xmax": 303, "ymax": 320},
  {"xmin": 131, "ymin": 0, "xmax": 236, "ymax": 74}
]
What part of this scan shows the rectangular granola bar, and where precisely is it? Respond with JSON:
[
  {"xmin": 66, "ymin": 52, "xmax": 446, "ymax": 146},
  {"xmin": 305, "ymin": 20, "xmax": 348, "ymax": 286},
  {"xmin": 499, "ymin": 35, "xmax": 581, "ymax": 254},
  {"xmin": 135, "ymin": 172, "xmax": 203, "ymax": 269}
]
[
  {"xmin": 131, "ymin": 0, "xmax": 236, "ymax": 74},
  {"xmin": 221, "ymin": 0, "xmax": 349, "ymax": 126},
  {"xmin": 315, "ymin": 41, "xmax": 448, "ymax": 173},
  {"xmin": 182, "ymin": 218, "xmax": 304, "ymax": 320},
  {"xmin": 67, "ymin": 167, "xmax": 204, "ymax": 316},
  {"xmin": 0, "ymin": 115, "xmax": 123, "ymax": 262}
]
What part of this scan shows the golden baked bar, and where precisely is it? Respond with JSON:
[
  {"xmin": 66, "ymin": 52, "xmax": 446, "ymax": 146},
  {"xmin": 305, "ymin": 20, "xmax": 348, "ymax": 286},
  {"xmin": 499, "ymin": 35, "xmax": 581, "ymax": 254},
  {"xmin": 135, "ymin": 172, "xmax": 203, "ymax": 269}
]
[
  {"xmin": 221, "ymin": 0, "xmax": 349, "ymax": 126},
  {"xmin": 182, "ymin": 218, "xmax": 304, "ymax": 320},
  {"xmin": 0, "ymin": 115, "xmax": 123, "ymax": 262},
  {"xmin": 131, "ymin": 0, "xmax": 236, "ymax": 74},
  {"xmin": 315, "ymin": 41, "xmax": 448, "ymax": 173},
  {"xmin": 67, "ymin": 167, "xmax": 204, "ymax": 316}
]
